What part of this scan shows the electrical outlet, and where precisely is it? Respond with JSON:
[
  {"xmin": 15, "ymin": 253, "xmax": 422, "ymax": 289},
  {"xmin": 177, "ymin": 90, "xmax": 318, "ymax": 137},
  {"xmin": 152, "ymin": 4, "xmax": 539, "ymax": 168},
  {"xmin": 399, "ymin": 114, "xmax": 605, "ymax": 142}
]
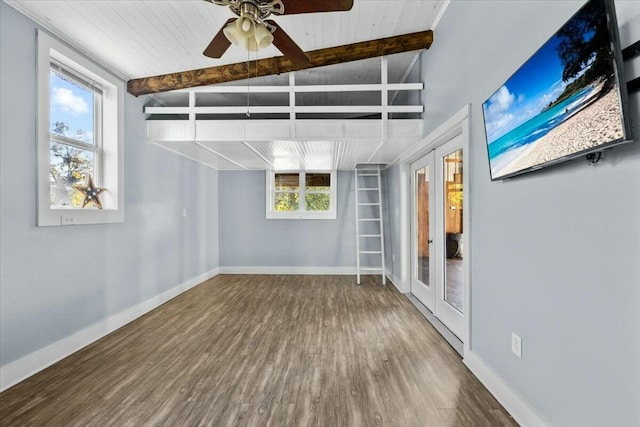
[
  {"xmin": 61, "ymin": 215, "xmax": 75, "ymax": 225},
  {"xmin": 182, "ymin": 208, "xmax": 188, "ymax": 218},
  {"xmin": 392, "ymin": 253, "xmax": 395, "ymax": 262},
  {"xmin": 511, "ymin": 333, "xmax": 522, "ymax": 358}
]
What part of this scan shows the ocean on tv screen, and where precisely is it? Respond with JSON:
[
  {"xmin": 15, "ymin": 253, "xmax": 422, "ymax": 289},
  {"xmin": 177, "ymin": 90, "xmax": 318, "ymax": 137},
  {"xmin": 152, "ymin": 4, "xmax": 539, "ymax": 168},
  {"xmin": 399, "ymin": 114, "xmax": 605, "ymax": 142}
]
[{"xmin": 482, "ymin": 0, "xmax": 625, "ymax": 179}]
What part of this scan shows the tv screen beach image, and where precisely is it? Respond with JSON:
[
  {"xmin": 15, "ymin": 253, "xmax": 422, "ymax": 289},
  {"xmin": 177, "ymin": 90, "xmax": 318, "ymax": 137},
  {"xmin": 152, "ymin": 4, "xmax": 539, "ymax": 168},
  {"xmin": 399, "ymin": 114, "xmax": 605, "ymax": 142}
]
[{"xmin": 483, "ymin": 0, "xmax": 624, "ymax": 180}]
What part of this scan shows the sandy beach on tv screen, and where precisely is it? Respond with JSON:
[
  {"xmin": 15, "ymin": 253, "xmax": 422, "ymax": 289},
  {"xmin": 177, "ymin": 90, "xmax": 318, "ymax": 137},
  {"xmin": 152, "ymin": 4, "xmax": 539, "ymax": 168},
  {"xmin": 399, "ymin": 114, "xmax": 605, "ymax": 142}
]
[{"xmin": 494, "ymin": 87, "xmax": 624, "ymax": 178}]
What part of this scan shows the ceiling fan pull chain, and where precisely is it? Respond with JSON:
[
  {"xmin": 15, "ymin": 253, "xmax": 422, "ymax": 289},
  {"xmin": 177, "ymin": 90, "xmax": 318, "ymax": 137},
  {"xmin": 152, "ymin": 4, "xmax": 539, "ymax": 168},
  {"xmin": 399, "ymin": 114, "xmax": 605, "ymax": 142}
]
[
  {"xmin": 246, "ymin": 49, "xmax": 251, "ymax": 117},
  {"xmin": 250, "ymin": 49, "xmax": 258, "ymax": 116}
]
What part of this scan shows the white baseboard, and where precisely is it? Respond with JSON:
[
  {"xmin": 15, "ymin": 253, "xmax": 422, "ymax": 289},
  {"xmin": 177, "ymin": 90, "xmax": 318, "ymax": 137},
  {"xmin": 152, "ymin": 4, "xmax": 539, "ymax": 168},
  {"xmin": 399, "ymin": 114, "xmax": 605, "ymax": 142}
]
[
  {"xmin": 218, "ymin": 266, "xmax": 357, "ymax": 275},
  {"xmin": 384, "ymin": 274, "xmax": 400, "ymax": 292},
  {"xmin": 407, "ymin": 294, "xmax": 463, "ymax": 356},
  {"xmin": 0, "ymin": 267, "xmax": 219, "ymax": 392},
  {"xmin": 386, "ymin": 273, "xmax": 407, "ymax": 293},
  {"xmin": 463, "ymin": 351, "xmax": 549, "ymax": 427}
]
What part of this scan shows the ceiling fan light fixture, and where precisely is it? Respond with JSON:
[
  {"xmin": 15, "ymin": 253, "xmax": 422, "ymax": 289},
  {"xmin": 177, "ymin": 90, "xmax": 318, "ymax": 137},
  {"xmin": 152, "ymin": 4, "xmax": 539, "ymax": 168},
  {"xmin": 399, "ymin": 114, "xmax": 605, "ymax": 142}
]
[
  {"xmin": 253, "ymin": 23, "xmax": 274, "ymax": 49},
  {"xmin": 236, "ymin": 15, "xmax": 255, "ymax": 37},
  {"xmin": 223, "ymin": 17, "xmax": 273, "ymax": 51},
  {"xmin": 222, "ymin": 20, "xmax": 245, "ymax": 46},
  {"xmin": 204, "ymin": 0, "xmax": 351, "ymax": 61}
]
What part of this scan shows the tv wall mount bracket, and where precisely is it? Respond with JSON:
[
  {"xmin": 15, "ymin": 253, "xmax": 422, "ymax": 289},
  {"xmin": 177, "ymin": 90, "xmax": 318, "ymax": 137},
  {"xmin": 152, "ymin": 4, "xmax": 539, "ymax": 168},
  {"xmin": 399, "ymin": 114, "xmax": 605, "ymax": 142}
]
[
  {"xmin": 623, "ymin": 40, "xmax": 640, "ymax": 94},
  {"xmin": 586, "ymin": 40, "xmax": 639, "ymax": 164}
]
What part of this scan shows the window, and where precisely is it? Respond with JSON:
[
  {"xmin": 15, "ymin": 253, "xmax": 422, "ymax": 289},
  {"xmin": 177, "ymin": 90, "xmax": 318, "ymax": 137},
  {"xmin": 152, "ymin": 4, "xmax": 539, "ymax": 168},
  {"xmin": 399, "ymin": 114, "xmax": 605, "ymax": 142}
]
[
  {"xmin": 49, "ymin": 62, "xmax": 101, "ymax": 208},
  {"xmin": 266, "ymin": 171, "xmax": 337, "ymax": 219},
  {"xmin": 37, "ymin": 30, "xmax": 124, "ymax": 226}
]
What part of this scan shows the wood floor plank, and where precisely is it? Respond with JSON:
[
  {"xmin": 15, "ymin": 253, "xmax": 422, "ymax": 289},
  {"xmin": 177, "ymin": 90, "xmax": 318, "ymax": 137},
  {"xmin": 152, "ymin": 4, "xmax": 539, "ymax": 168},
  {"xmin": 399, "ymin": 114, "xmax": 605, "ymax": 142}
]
[{"xmin": 0, "ymin": 275, "xmax": 517, "ymax": 426}]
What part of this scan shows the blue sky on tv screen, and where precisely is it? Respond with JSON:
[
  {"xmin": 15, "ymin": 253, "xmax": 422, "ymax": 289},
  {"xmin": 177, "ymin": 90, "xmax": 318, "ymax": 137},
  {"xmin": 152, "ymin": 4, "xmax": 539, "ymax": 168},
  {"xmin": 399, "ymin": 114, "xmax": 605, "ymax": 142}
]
[{"xmin": 483, "ymin": 28, "xmax": 595, "ymax": 145}]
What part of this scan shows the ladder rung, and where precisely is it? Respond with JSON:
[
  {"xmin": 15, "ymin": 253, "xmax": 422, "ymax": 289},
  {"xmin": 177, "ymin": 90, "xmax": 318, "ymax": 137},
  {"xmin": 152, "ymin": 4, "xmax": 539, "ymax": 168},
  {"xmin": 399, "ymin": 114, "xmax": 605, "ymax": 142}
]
[
  {"xmin": 361, "ymin": 267, "xmax": 382, "ymax": 271},
  {"xmin": 359, "ymin": 218, "xmax": 381, "ymax": 221},
  {"xmin": 358, "ymin": 188, "xmax": 378, "ymax": 191},
  {"xmin": 360, "ymin": 251, "xmax": 382, "ymax": 254},
  {"xmin": 359, "ymin": 234, "xmax": 381, "ymax": 237},
  {"xmin": 357, "ymin": 173, "xmax": 378, "ymax": 176},
  {"xmin": 358, "ymin": 203, "xmax": 380, "ymax": 206}
]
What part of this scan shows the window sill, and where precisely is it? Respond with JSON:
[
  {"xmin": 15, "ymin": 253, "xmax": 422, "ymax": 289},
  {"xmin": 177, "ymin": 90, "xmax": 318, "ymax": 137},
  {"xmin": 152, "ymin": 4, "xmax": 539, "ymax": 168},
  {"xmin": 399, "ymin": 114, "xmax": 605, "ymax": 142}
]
[
  {"xmin": 266, "ymin": 211, "xmax": 337, "ymax": 220},
  {"xmin": 39, "ymin": 208, "xmax": 124, "ymax": 226}
]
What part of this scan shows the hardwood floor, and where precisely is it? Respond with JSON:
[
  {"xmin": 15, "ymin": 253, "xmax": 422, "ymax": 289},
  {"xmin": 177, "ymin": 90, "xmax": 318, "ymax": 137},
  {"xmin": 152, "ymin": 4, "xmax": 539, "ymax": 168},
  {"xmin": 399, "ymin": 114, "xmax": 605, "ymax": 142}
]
[{"xmin": 0, "ymin": 275, "xmax": 517, "ymax": 426}]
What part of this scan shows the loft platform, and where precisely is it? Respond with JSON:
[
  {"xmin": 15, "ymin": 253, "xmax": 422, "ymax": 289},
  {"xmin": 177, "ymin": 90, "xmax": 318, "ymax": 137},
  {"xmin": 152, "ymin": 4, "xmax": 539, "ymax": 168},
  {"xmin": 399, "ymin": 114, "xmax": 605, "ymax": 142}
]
[{"xmin": 144, "ymin": 58, "xmax": 424, "ymax": 171}]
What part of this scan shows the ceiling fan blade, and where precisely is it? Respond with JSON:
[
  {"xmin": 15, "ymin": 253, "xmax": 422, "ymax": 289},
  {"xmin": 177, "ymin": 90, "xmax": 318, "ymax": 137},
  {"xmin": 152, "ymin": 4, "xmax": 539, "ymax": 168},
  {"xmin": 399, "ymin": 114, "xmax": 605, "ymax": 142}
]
[
  {"xmin": 277, "ymin": 0, "xmax": 353, "ymax": 15},
  {"xmin": 203, "ymin": 18, "xmax": 235, "ymax": 58},
  {"xmin": 266, "ymin": 20, "xmax": 310, "ymax": 66}
]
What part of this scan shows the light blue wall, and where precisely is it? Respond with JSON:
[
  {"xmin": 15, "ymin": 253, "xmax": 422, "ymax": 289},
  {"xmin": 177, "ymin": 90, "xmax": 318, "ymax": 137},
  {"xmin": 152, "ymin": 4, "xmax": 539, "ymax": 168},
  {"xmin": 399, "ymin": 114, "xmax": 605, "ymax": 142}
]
[
  {"xmin": 218, "ymin": 170, "xmax": 358, "ymax": 268},
  {"xmin": 382, "ymin": 164, "xmax": 405, "ymax": 286},
  {"xmin": 0, "ymin": 2, "xmax": 219, "ymax": 366},
  {"xmin": 407, "ymin": 1, "xmax": 639, "ymax": 425}
]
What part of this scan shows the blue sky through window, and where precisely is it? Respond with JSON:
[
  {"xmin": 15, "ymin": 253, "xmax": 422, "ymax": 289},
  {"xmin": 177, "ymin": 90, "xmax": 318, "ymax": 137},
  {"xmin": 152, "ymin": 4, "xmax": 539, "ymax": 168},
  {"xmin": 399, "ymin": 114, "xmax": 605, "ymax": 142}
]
[{"xmin": 49, "ymin": 70, "xmax": 94, "ymax": 144}]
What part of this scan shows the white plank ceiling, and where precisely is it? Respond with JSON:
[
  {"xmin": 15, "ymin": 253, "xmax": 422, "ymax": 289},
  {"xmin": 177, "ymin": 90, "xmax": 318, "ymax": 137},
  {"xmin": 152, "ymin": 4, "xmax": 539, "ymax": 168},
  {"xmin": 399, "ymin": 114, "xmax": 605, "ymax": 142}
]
[
  {"xmin": 5, "ymin": 0, "xmax": 449, "ymax": 170},
  {"xmin": 6, "ymin": 0, "xmax": 447, "ymax": 79}
]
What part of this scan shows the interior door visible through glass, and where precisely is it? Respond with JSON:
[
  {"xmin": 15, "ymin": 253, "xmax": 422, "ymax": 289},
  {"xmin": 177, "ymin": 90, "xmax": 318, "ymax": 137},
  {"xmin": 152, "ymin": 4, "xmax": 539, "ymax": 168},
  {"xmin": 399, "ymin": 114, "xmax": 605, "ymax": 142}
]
[
  {"xmin": 443, "ymin": 149, "xmax": 463, "ymax": 314},
  {"xmin": 416, "ymin": 166, "xmax": 430, "ymax": 286}
]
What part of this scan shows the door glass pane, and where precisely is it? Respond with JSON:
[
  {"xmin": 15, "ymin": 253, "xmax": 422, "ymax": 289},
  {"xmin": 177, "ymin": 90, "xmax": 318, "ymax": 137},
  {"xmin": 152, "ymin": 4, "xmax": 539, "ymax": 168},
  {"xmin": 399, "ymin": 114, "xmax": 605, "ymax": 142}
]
[
  {"xmin": 443, "ymin": 149, "xmax": 463, "ymax": 313},
  {"xmin": 416, "ymin": 166, "xmax": 430, "ymax": 285}
]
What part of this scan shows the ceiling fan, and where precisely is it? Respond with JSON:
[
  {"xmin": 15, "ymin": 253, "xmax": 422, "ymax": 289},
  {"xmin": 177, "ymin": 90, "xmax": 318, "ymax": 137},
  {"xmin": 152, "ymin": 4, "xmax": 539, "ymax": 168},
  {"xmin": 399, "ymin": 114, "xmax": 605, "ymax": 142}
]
[{"xmin": 202, "ymin": 0, "xmax": 354, "ymax": 66}]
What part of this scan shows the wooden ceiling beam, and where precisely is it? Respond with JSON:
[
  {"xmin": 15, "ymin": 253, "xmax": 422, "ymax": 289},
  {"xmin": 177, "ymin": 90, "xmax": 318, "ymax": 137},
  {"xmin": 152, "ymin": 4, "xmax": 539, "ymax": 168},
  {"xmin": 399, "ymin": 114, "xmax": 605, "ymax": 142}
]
[{"xmin": 127, "ymin": 30, "xmax": 433, "ymax": 97}]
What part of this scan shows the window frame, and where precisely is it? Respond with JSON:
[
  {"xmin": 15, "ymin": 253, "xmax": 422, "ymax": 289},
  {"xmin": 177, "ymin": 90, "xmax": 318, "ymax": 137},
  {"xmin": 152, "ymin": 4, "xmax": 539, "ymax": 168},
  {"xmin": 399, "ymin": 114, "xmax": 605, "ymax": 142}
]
[
  {"xmin": 266, "ymin": 170, "xmax": 337, "ymax": 220},
  {"xmin": 37, "ymin": 30, "xmax": 124, "ymax": 226},
  {"xmin": 49, "ymin": 63, "xmax": 103, "ymax": 194}
]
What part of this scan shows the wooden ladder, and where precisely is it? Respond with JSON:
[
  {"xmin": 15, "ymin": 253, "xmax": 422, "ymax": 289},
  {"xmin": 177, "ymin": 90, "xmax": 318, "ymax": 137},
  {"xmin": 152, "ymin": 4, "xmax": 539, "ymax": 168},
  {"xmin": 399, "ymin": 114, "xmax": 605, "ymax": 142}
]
[{"xmin": 354, "ymin": 165, "xmax": 386, "ymax": 285}]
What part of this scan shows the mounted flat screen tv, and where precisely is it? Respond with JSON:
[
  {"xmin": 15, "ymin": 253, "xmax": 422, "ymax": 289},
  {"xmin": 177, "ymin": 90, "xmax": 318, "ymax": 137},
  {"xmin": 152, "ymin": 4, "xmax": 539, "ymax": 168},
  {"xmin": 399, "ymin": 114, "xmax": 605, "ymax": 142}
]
[{"xmin": 482, "ymin": 0, "xmax": 632, "ymax": 180}]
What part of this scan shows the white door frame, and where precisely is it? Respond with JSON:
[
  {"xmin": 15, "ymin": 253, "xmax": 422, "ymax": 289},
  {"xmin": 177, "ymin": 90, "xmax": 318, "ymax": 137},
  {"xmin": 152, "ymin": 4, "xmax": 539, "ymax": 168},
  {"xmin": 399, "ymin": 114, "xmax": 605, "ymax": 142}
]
[{"xmin": 398, "ymin": 105, "xmax": 471, "ymax": 355}]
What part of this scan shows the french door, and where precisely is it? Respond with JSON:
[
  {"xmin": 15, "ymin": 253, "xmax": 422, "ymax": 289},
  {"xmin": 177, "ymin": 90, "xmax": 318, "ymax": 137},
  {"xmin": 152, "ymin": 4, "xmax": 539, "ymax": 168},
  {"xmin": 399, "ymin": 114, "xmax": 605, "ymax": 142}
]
[
  {"xmin": 411, "ymin": 134, "xmax": 465, "ymax": 340},
  {"xmin": 410, "ymin": 153, "xmax": 435, "ymax": 311}
]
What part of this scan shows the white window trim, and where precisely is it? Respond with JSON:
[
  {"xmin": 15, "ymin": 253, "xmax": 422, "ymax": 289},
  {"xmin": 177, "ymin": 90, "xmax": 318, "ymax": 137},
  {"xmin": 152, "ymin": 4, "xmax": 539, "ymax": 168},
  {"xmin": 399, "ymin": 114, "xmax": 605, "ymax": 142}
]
[
  {"xmin": 266, "ymin": 171, "xmax": 337, "ymax": 220},
  {"xmin": 37, "ymin": 30, "xmax": 124, "ymax": 226}
]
